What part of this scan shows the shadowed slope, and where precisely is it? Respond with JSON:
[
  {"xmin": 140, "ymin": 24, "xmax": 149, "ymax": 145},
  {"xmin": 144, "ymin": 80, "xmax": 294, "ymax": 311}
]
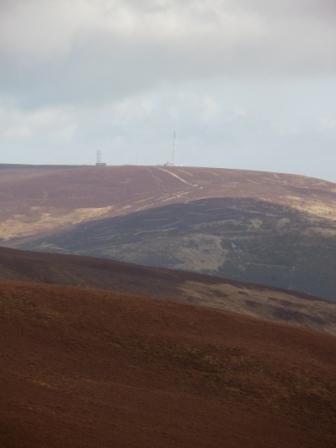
[
  {"xmin": 1, "ymin": 281, "xmax": 336, "ymax": 448},
  {"xmin": 18, "ymin": 197, "xmax": 336, "ymax": 302},
  {"xmin": 0, "ymin": 247, "xmax": 336, "ymax": 334}
]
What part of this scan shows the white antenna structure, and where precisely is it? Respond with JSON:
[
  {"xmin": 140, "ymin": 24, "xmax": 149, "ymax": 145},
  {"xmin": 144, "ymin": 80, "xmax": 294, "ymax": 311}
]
[
  {"xmin": 96, "ymin": 150, "xmax": 106, "ymax": 167},
  {"xmin": 172, "ymin": 130, "xmax": 176, "ymax": 166}
]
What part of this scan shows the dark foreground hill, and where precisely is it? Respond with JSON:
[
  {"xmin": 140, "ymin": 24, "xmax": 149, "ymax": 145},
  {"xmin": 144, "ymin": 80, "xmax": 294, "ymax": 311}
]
[
  {"xmin": 1, "ymin": 247, "xmax": 336, "ymax": 335},
  {"xmin": 1, "ymin": 281, "xmax": 336, "ymax": 448}
]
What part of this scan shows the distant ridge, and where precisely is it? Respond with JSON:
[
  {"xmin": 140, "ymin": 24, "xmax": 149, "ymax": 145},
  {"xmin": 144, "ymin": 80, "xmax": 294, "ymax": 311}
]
[{"xmin": 0, "ymin": 163, "xmax": 82, "ymax": 169}]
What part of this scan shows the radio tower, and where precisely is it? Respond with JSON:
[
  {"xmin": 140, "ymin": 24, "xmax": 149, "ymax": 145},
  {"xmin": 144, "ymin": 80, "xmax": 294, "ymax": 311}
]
[
  {"xmin": 171, "ymin": 130, "xmax": 176, "ymax": 166},
  {"xmin": 163, "ymin": 130, "xmax": 177, "ymax": 167},
  {"xmin": 96, "ymin": 150, "xmax": 106, "ymax": 167}
]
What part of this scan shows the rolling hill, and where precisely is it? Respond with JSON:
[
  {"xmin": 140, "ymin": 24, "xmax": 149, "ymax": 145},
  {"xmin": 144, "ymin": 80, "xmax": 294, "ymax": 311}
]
[
  {"xmin": 1, "ymin": 280, "xmax": 336, "ymax": 448},
  {"xmin": 17, "ymin": 196, "xmax": 336, "ymax": 302},
  {"xmin": 0, "ymin": 247, "xmax": 335, "ymax": 335},
  {"xmin": 1, "ymin": 164, "xmax": 335, "ymax": 241},
  {"xmin": 1, "ymin": 164, "xmax": 335, "ymax": 300}
]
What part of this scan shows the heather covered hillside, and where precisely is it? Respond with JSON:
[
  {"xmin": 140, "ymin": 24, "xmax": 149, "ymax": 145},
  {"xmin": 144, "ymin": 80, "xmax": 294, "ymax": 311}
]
[
  {"xmin": 19, "ymin": 196, "xmax": 336, "ymax": 302},
  {"xmin": 1, "ymin": 247, "xmax": 336, "ymax": 334},
  {"xmin": 1, "ymin": 281, "xmax": 336, "ymax": 448},
  {"xmin": 2, "ymin": 165, "xmax": 336, "ymax": 301}
]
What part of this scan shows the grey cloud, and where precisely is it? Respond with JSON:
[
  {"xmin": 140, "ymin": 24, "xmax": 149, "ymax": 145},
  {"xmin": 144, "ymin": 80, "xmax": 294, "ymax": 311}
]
[{"xmin": 0, "ymin": 0, "xmax": 335, "ymax": 107}]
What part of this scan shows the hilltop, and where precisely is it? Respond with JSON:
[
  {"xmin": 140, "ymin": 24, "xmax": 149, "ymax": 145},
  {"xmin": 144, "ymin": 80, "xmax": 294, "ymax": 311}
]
[{"xmin": 1, "ymin": 164, "xmax": 335, "ymax": 240}]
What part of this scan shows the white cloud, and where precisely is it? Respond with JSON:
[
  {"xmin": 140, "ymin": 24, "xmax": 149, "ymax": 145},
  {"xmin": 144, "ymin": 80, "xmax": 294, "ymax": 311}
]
[
  {"xmin": 0, "ymin": 102, "xmax": 77, "ymax": 140},
  {"xmin": 318, "ymin": 117, "xmax": 336, "ymax": 131}
]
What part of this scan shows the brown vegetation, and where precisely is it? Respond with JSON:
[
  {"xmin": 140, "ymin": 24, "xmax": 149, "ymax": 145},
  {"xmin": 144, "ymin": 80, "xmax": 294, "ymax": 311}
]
[
  {"xmin": 1, "ymin": 164, "xmax": 335, "ymax": 241},
  {"xmin": 1, "ymin": 280, "xmax": 336, "ymax": 448},
  {"xmin": 16, "ymin": 196, "xmax": 336, "ymax": 302},
  {"xmin": 2, "ymin": 165, "xmax": 335, "ymax": 301},
  {"xmin": 1, "ymin": 247, "xmax": 336, "ymax": 334}
]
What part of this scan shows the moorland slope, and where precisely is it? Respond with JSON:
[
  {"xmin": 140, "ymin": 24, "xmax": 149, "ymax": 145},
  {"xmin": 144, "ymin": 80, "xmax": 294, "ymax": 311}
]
[
  {"xmin": 1, "ymin": 281, "xmax": 336, "ymax": 448},
  {"xmin": 0, "ymin": 247, "xmax": 335, "ymax": 334},
  {"xmin": 19, "ymin": 197, "xmax": 336, "ymax": 302},
  {"xmin": 2, "ymin": 164, "xmax": 335, "ymax": 300},
  {"xmin": 1, "ymin": 164, "xmax": 335, "ymax": 240}
]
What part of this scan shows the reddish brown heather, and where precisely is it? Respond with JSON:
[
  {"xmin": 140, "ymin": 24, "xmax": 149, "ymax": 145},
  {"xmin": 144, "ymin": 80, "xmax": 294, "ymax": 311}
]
[
  {"xmin": 0, "ymin": 281, "xmax": 335, "ymax": 448},
  {"xmin": 1, "ymin": 247, "xmax": 336, "ymax": 335},
  {"xmin": 1, "ymin": 165, "xmax": 335, "ymax": 241}
]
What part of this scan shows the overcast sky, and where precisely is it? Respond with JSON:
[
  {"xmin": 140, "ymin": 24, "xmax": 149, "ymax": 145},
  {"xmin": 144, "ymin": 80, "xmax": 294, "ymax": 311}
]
[{"xmin": 0, "ymin": 0, "xmax": 336, "ymax": 181}]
